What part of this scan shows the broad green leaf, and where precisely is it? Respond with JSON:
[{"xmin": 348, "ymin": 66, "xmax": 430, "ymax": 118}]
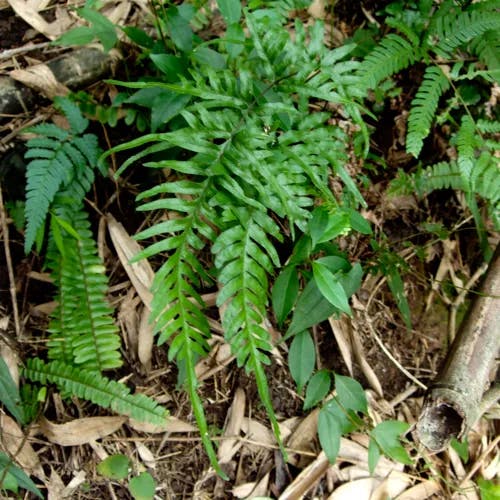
[
  {"xmin": 371, "ymin": 421, "xmax": 413, "ymax": 466},
  {"xmin": 165, "ymin": 6, "xmax": 193, "ymax": 52},
  {"xmin": 386, "ymin": 267, "xmax": 412, "ymax": 329},
  {"xmin": 225, "ymin": 23, "xmax": 245, "ymax": 58},
  {"xmin": 348, "ymin": 208, "xmax": 372, "ymax": 235},
  {"xmin": 309, "ymin": 206, "xmax": 330, "ymax": 248},
  {"xmin": 55, "ymin": 26, "xmax": 95, "ymax": 47},
  {"xmin": 0, "ymin": 453, "xmax": 42, "ymax": 498},
  {"xmin": 149, "ymin": 54, "xmax": 188, "ymax": 81},
  {"xmin": 318, "ymin": 406, "xmax": 341, "ymax": 463},
  {"xmin": 272, "ymin": 266, "xmax": 299, "ymax": 325},
  {"xmin": 288, "ymin": 331, "xmax": 315, "ymax": 393},
  {"xmin": 78, "ymin": 7, "xmax": 117, "ymax": 52},
  {"xmin": 0, "ymin": 357, "xmax": 25, "ymax": 424},
  {"xmin": 339, "ymin": 262, "xmax": 363, "ymax": 298},
  {"xmin": 368, "ymin": 437, "xmax": 381, "ymax": 474},
  {"xmin": 121, "ymin": 26, "xmax": 154, "ymax": 48},
  {"xmin": 313, "ymin": 261, "xmax": 352, "ymax": 315},
  {"xmin": 477, "ymin": 478, "xmax": 500, "ymax": 500},
  {"xmin": 97, "ymin": 455, "xmax": 130, "ymax": 480},
  {"xmin": 151, "ymin": 92, "xmax": 191, "ymax": 132},
  {"xmin": 286, "ymin": 280, "xmax": 336, "ymax": 338},
  {"xmin": 288, "ymin": 235, "xmax": 312, "ymax": 266},
  {"xmin": 0, "ymin": 467, "xmax": 18, "ymax": 494},
  {"xmin": 304, "ymin": 370, "xmax": 330, "ymax": 410},
  {"xmin": 322, "ymin": 398, "xmax": 361, "ymax": 434},
  {"xmin": 129, "ymin": 472, "xmax": 156, "ymax": 500},
  {"xmin": 192, "ymin": 47, "xmax": 226, "ymax": 70},
  {"xmin": 334, "ymin": 373, "xmax": 367, "ymax": 414},
  {"xmin": 451, "ymin": 437, "xmax": 469, "ymax": 464},
  {"xmin": 217, "ymin": 0, "xmax": 241, "ymax": 24},
  {"xmin": 317, "ymin": 210, "xmax": 351, "ymax": 244},
  {"xmin": 315, "ymin": 256, "xmax": 350, "ymax": 273}
]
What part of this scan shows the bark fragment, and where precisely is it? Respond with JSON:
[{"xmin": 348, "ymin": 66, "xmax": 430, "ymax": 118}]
[{"xmin": 416, "ymin": 244, "xmax": 500, "ymax": 451}]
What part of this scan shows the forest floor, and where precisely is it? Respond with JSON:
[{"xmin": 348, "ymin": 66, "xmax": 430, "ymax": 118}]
[{"xmin": 0, "ymin": 0, "xmax": 499, "ymax": 498}]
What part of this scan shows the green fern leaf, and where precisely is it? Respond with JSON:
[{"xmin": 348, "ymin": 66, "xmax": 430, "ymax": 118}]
[
  {"xmin": 431, "ymin": 8, "xmax": 500, "ymax": 57},
  {"xmin": 407, "ymin": 66, "xmax": 450, "ymax": 157},
  {"xmin": 23, "ymin": 358, "xmax": 167, "ymax": 424},
  {"xmin": 54, "ymin": 96, "xmax": 89, "ymax": 135},
  {"xmin": 24, "ymin": 100, "xmax": 101, "ymax": 253},
  {"xmin": 456, "ymin": 115, "xmax": 477, "ymax": 186},
  {"xmin": 47, "ymin": 207, "xmax": 122, "ymax": 371},
  {"xmin": 213, "ymin": 207, "xmax": 284, "ymax": 450},
  {"xmin": 358, "ymin": 34, "xmax": 417, "ymax": 89}
]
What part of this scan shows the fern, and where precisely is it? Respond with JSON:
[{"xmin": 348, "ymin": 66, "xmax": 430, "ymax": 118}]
[
  {"xmin": 24, "ymin": 98, "xmax": 101, "ymax": 253},
  {"xmin": 103, "ymin": 13, "xmax": 366, "ymax": 474},
  {"xmin": 357, "ymin": 33, "xmax": 417, "ymax": 89},
  {"xmin": 47, "ymin": 206, "xmax": 122, "ymax": 371},
  {"xmin": 407, "ymin": 66, "xmax": 451, "ymax": 157},
  {"xmin": 430, "ymin": 7, "xmax": 500, "ymax": 58},
  {"xmin": 23, "ymin": 359, "xmax": 167, "ymax": 424}
]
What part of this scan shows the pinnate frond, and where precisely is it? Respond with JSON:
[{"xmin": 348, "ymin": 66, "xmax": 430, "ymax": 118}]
[
  {"xmin": 358, "ymin": 34, "xmax": 417, "ymax": 89},
  {"xmin": 407, "ymin": 66, "xmax": 450, "ymax": 157},
  {"xmin": 23, "ymin": 358, "xmax": 167, "ymax": 424},
  {"xmin": 47, "ymin": 207, "xmax": 122, "ymax": 371}
]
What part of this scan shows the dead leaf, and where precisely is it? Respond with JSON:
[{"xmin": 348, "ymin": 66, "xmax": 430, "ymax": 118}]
[
  {"xmin": 327, "ymin": 477, "xmax": 381, "ymax": 499},
  {"xmin": 7, "ymin": 0, "xmax": 70, "ymax": 39},
  {"xmin": 10, "ymin": 64, "xmax": 69, "ymax": 99},
  {"xmin": 128, "ymin": 416, "xmax": 197, "ymax": 433},
  {"xmin": 135, "ymin": 442, "xmax": 156, "ymax": 469},
  {"xmin": 371, "ymin": 471, "xmax": 412, "ymax": 500},
  {"xmin": 0, "ymin": 342, "xmax": 19, "ymax": 388},
  {"xmin": 0, "ymin": 414, "xmax": 45, "ymax": 479},
  {"xmin": 241, "ymin": 417, "xmax": 275, "ymax": 448},
  {"xmin": 397, "ymin": 479, "xmax": 442, "ymax": 499},
  {"xmin": 138, "ymin": 305, "xmax": 154, "ymax": 370},
  {"xmin": 107, "ymin": 214, "xmax": 155, "ymax": 309},
  {"xmin": 218, "ymin": 387, "xmax": 245, "ymax": 464},
  {"xmin": 39, "ymin": 415, "xmax": 126, "ymax": 446},
  {"xmin": 328, "ymin": 316, "xmax": 353, "ymax": 376}
]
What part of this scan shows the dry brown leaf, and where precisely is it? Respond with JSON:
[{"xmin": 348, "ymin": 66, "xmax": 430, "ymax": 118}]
[
  {"xmin": 39, "ymin": 415, "xmax": 126, "ymax": 446},
  {"xmin": 351, "ymin": 321, "xmax": 384, "ymax": 397},
  {"xmin": 107, "ymin": 213, "xmax": 155, "ymax": 308},
  {"xmin": 286, "ymin": 409, "xmax": 319, "ymax": 467},
  {"xmin": 241, "ymin": 417, "xmax": 275, "ymax": 448},
  {"xmin": 327, "ymin": 477, "xmax": 381, "ymax": 499},
  {"xmin": 247, "ymin": 471, "xmax": 270, "ymax": 498},
  {"xmin": 370, "ymin": 471, "xmax": 412, "ymax": 500},
  {"xmin": 0, "ymin": 414, "xmax": 45, "ymax": 479},
  {"xmin": 218, "ymin": 387, "xmax": 246, "ymax": 464},
  {"xmin": 7, "ymin": 0, "xmax": 70, "ymax": 39},
  {"xmin": 128, "ymin": 416, "xmax": 197, "ymax": 433},
  {"xmin": 232, "ymin": 482, "xmax": 256, "ymax": 498},
  {"xmin": 328, "ymin": 316, "xmax": 353, "ymax": 376},
  {"xmin": 396, "ymin": 479, "xmax": 442, "ymax": 499},
  {"xmin": 47, "ymin": 468, "xmax": 66, "ymax": 500},
  {"xmin": 10, "ymin": 65, "xmax": 69, "ymax": 99},
  {"xmin": 138, "ymin": 305, "xmax": 154, "ymax": 370},
  {"xmin": 0, "ymin": 342, "xmax": 19, "ymax": 388},
  {"xmin": 135, "ymin": 442, "xmax": 156, "ymax": 470}
]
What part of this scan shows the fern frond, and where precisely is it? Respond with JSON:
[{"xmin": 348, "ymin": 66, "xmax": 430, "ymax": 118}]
[
  {"xmin": 24, "ymin": 104, "xmax": 101, "ymax": 252},
  {"xmin": 430, "ymin": 8, "xmax": 500, "ymax": 58},
  {"xmin": 23, "ymin": 358, "xmax": 167, "ymax": 424},
  {"xmin": 47, "ymin": 208, "xmax": 122, "ymax": 371},
  {"xmin": 470, "ymin": 29, "xmax": 500, "ymax": 72},
  {"xmin": 456, "ymin": 115, "xmax": 477, "ymax": 185},
  {"xmin": 213, "ymin": 207, "xmax": 283, "ymax": 448},
  {"xmin": 358, "ymin": 34, "xmax": 417, "ymax": 89},
  {"xmin": 407, "ymin": 66, "xmax": 450, "ymax": 157}
]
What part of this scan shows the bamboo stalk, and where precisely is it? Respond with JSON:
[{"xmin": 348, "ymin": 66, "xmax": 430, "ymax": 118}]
[{"xmin": 415, "ymin": 243, "xmax": 500, "ymax": 451}]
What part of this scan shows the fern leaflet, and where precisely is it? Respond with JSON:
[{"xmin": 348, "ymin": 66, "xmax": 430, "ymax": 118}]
[
  {"xmin": 24, "ymin": 99, "xmax": 101, "ymax": 252},
  {"xmin": 358, "ymin": 34, "xmax": 417, "ymax": 89},
  {"xmin": 23, "ymin": 358, "xmax": 167, "ymax": 424},
  {"xmin": 407, "ymin": 65, "xmax": 450, "ymax": 157}
]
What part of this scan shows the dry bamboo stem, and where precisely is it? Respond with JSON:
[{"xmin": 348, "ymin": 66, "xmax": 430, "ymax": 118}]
[{"xmin": 415, "ymin": 243, "xmax": 500, "ymax": 451}]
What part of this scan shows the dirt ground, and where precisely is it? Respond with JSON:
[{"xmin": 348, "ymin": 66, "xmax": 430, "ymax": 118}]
[{"xmin": 0, "ymin": 1, "xmax": 498, "ymax": 498}]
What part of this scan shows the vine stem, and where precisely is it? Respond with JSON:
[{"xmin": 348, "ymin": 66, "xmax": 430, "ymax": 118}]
[{"xmin": 0, "ymin": 186, "xmax": 21, "ymax": 338}]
